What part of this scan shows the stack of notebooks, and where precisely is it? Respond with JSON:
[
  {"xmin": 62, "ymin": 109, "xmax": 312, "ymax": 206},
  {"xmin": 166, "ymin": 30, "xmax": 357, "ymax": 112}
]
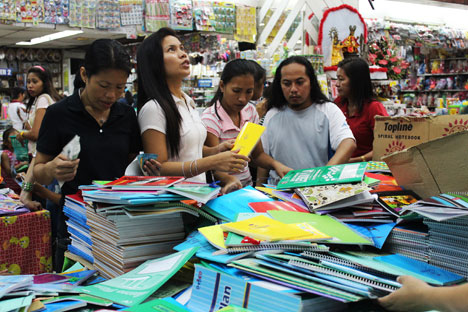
[
  {"xmin": 423, "ymin": 215, "xmax": 468, "ymax": 278},
  {"xmin": 64, "ymin": 193, "xmax": 94, "ymax": 264},
  {"xmin": 274, "ymin": 163, "xmax": 375, "ymax": 214},
  {"xmin": 85, "ymin": 206, "xmax": 186, "ymax": 278},
  {"xmin": 212, "ymin": 249, "xmax": 465, "ymax": 306},
  {"xmin": 383, "ymin": 225, "xmax": 429, "ymax": 263},
  {"xmin": 77, "ymin": 175, "xmax": 222, "ymax": 278}
]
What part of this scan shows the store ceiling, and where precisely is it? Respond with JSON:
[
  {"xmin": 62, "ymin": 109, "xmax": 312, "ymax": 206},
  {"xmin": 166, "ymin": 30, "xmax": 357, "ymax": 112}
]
[{"xmin": 0, "ymin": 24, "xmax": 127, "ymax": 49}]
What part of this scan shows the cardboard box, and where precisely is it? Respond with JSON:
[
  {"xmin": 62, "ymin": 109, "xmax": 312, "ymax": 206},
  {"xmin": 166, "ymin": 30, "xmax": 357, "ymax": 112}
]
[
  {"xmin": 382, "ymin": 130, "xmax": 468, "ymax": 198},
  {"xmin": 373, "ymin": 115, "xmax": 468, "ymax": 160}
]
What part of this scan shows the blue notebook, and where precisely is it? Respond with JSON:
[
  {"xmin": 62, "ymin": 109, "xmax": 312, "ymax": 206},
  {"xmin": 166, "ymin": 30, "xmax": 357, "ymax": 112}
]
[
  {"xmin": 44, "ymin": 300, "xmax": 86, "ymax": 312},
  {"xmin": 374, "ymin": 254, "xmax": 466, "ymax": 286},
  {"xmin": 204, "ymin": 186, "xmax": 273, "ymax": 221},
  {"xmin": 347, "ymin": 223, "xmax": 396, "ymax": 249}
]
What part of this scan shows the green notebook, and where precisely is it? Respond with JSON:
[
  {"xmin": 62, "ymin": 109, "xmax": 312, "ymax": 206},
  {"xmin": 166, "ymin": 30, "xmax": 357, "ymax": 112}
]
[
  {"xmin": 79, "ymin": 247, "xmax": 198, "ymax": 307},
  {"xmin": 276, "ymin": 162, "xmax": 368, "ymax": 190}
]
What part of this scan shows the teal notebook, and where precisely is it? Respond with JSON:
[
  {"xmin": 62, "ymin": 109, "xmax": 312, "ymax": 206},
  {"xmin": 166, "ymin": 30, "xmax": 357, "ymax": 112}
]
[
  {"xmin": 123, "ymin": 298, "xmax": 191, "ymax": 311},
  {"xmin": 374, "ymin": 254, "xmax": 466, "ymax": 286},
  {"xmin": 79, "ymin": 247, "xmax": 198, "ymax": 306},
  {"xmin": 277, "ymin": 163, "xmax": 368, "ymax": 190}
]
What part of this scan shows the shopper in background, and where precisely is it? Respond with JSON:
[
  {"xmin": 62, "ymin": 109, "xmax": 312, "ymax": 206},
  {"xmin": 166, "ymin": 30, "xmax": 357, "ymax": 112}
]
[
  {"xmin": 7, "ymin": 87, "xmax": 27, "ymax": 131},
  {"xmin": 1, "ymin": 127, "xmax": 26, "ymax": 194},
  {"xmin": 250, "ymin": 60, "xmax": 266, "ymax": 105},
  {"xmin": 16, "ymin": 65, "xmax": 62, "ymax": 210},
  {"xmin": 137, "ymin": 27, "xmax": 249, "ymax": 193},
  {"xmin": 259, "ymin": 56, "xmax": 356, "ymax": 185},
  {"xmin": 202, "ymin": 59, "xmax": 291, "ymax": 191},
  {"xmin": 33, "ymin": 39, "xmax": 142, "ymax": 271},
  {"xmin": 334, "ymin": 57, "xmax": 388, "ymax": 162},
  {"xmin": 379, "ymin": 275, "xmax": 468, "ymax": 311}
]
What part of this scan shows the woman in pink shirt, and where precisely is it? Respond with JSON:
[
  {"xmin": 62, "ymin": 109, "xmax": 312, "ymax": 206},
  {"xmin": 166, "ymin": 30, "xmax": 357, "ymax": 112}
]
[{"xmin": 202, "ymin": 59, "xmax": 291, "ymax": 190}]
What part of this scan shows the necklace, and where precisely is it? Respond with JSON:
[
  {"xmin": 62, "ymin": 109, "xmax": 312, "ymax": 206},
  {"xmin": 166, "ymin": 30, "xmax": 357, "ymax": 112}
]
[{"xmin": 80, "ymin": 89, "xmax": 109, "ymax": 126}]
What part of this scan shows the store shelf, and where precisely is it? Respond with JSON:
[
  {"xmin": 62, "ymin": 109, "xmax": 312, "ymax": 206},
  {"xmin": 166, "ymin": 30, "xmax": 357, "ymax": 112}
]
[
  {"xmin": 429, "ymin": 57, "xmax": 467, "ymax": 61},
  {"xmin": 400, "ymin": 89, "xmax": 468, "ymax": 93},
  {"xmin": 417, "ymin": 72, "xmax": 468, "ymax": 77}
]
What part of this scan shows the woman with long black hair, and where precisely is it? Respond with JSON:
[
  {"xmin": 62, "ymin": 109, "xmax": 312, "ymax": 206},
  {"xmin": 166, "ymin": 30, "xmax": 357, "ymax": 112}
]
[{"xmin": 137, "ymin": 27, "xmax": 249, "ymax": 192}]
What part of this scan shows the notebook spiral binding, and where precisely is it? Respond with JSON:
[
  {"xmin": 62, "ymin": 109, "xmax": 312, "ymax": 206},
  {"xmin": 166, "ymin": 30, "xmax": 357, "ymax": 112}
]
[
  {"xmin": 226, "ymin": 244, "xmax": 330, "ymax": 254},
  {"xmin": 288, "ymin": 259, "xmax": 399, "ymax": 293},
  {"xmin": 447, "ymin": 192, "xmax": 468, "ymax": 196},
  {"xmin": 301, "ymin": 251, "xmax": 398, "ymax": 280}
]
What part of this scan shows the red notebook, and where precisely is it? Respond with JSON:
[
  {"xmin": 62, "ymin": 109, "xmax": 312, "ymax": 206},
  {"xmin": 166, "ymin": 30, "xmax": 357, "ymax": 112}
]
[
  {"xmin": 248, "ymin": 201, "xmax": 309, "ymax": 213},
  {"xmin": 105, "ymin": 176, "xmax": 184, "ymax": 190}
]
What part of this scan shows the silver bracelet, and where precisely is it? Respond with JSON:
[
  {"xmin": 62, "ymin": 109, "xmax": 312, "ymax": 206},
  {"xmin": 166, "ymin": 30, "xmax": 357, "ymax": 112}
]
[
  {"xmin": 189, "ymin": 160, "xmax": 195, "ymax": 177},
  {"xmin": 181, "ymin": 162, "xmax": 186, "ymax": 177}
]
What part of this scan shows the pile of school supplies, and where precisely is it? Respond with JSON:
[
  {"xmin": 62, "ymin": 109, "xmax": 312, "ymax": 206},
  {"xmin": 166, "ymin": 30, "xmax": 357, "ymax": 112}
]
[
  {"xmin": 71, "ymin": 176, "xmax": 220, "ymax": 278},
  {"xmin": 188, "ymin": 248, "xmax": 465, "ymax": 311},
  {"xmin": 424, "ymin": 215, "xmax": 468, "ymax": 278},
  {"xmin": 64, "ymin": 193, "xmax": 94, "ymax": 264},
  {"xmin": 0, "ymin": 249, "xmax": 196, "ymax": 311},
  {"xmin": 383, "ymin": 225, "xmax": 429, "ymax": 263}
]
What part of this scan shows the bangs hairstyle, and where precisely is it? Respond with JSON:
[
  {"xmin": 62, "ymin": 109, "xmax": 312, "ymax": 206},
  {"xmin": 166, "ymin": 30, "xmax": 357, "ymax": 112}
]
[
  {"xmin": 267, "ymin": 56, "xmax": 329, "ymax": 111},
  {"xmin": 337, "ymin": 57, "xmax": 374, "ymax": 113},
  {"xmin": 2, "ymin": 127, "xmax": 16, "ymax": 149},
  {"xmin": 26, "ymin": 66, "xmax": 62, "ymax": 112},
  {"xmin": 83, "ymin": 39, "xmax": 132, "ymax": 78},
  {"xmin": 137, "ymin": 27, "xmax": 183, "ymax": 158},
  {"xmin": 208, "ymin": 59, "xmax": 257, "ymax": 119}
]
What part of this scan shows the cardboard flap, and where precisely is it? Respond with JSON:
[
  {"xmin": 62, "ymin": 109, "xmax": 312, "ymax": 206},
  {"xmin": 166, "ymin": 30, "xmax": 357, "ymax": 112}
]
[{"xmin": 382, "ymin": 130, "xmax": 468, "ymax": 198}]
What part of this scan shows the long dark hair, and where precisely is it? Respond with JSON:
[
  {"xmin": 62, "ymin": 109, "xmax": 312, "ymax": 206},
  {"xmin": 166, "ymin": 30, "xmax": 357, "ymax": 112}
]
[
  {"xmin": 209, "ymin": 59, "xmax": 257, "ymax": 120},
  {"xmin": 137, "ymin": 27, "xmax": 183, "ymax": 158},
  {"xmin": 83, "ymin": 39, "xmax": 132, "ymax": 79},
  {"xmin": 26, "ymin": 66, "xmax": 61, "ymax": 112},
  {"xmin": 337, "ymin": 57, "xmax": 374, "ymax": 113},
  {"xmin": 267, "ymin": 56, "xmax": 328, "ymax": 111}
]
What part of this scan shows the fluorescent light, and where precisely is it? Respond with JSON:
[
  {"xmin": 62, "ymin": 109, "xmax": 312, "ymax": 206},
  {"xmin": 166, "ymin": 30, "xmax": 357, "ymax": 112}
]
[{"xmin": 16, "ymin": 30, "xmax": 83, "ymax": 46}]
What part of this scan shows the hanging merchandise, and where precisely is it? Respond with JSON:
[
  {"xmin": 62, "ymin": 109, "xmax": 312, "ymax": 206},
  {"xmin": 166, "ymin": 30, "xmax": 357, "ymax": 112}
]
[
  {"xmin": 69, "ymin": 0, "xmax": 96, "ymax": 28},
  {"xmin": 212, "ymin": 2, "xmax": 235, "ymax": 34},
  {"xmin": 193, "ymin": 0, "xmax": 215, "ymax": 32},
  {"xmin": 169, "ymin": 0, "xmax": 192, "ymax": 31},
  {"xmin": 0, "ymin": 0, "xmax": 16, "ymax": 21},
  {"xmin": 96, "ymin": 0, "xmax": 120, "ymax": 29},
  {"xmin": 43, "ymin": 0, "xmax": 69, "ymax": 24},
  {"xmin": 16, "ymin": 0, "xmax": 45, "ymax": 24},
  {"xmin": 235, "ymin": 5, "xmax": 256, "ymax": 43},
  {"xmin": 119, "ymin": 0, "xmax": 143, "ymax": 26},
  {"xmin": 145, "ymin": 0, "xmax": 170, "ymax": 32}
]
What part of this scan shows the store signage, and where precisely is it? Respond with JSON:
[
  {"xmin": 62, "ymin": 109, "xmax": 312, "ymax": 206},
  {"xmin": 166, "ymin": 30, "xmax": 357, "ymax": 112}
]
[
  {"xmin": 198, "ymin": 79, "xmax": 213, "ymax": 88},
  {"xmin": 0, "ymin": 68, "xmax": 13, "ymax": 76}
]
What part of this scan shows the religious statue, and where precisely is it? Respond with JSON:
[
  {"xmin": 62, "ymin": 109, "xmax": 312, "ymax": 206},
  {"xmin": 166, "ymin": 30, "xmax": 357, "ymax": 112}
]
[
  {"xmin": 329, "ymin": 28, "xmax": 343, "ymax": 66},
  {"xmin": 341, "ymin": 25, "xmax": 359, "ymax": 56}
]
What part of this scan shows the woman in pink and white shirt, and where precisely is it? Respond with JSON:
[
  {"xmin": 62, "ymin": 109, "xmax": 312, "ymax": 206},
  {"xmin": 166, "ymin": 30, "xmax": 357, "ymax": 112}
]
[{"xmin": 202, "ymin": 59, "xmax": 291, "ymax": 190}]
